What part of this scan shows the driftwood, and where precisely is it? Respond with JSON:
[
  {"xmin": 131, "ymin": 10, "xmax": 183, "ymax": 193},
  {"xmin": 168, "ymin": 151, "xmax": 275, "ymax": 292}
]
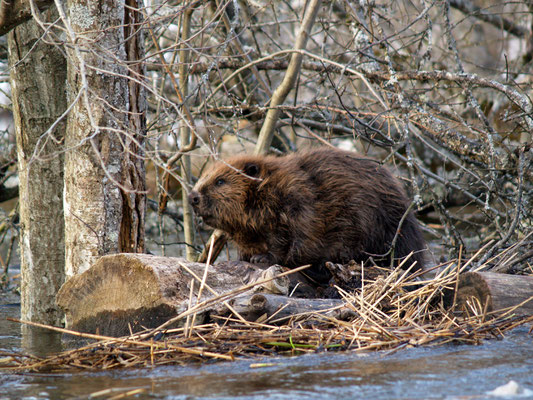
[
  {"xmin": 454, "ymin": 271, "xmax": 533, "ymax": 316},
  {"xmin": 56, "ymin": 254, "xmax": 276, "ymax": 336}
]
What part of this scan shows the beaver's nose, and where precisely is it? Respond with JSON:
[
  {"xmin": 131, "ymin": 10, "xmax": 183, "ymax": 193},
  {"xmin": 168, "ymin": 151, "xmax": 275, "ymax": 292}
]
[{"xmin": 188, "ymin": 191, "xmax": 200, "ymax": 206}]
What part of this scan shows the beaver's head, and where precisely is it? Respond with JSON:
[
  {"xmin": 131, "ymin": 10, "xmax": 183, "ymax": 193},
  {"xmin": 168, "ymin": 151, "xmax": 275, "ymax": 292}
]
[{"xmin": 188, "ymin": 156, "xmax": 265, "ymax": 232}]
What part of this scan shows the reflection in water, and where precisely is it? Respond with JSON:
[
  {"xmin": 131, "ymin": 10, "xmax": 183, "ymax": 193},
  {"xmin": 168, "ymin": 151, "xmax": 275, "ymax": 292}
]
[
  {"xmin": 21, "ymin": 325, "xmax": 63, "ymax": 357},
  {"xmin": 1, "ymin": 299, "xmax": 533, "ymax": 400}
]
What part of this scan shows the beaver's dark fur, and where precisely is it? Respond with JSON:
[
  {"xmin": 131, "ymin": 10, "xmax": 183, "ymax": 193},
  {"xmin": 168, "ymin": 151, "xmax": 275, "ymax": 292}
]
[{"xmin": 189, "ymin": 147, "xmax": 426, "ymax": 280}]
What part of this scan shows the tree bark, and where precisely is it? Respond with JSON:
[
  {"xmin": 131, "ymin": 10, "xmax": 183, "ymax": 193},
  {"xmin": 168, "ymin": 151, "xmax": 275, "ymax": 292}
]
[
  {"xmin": 8, "ymin": 6, "xmax": 66, "ymax": 325},
  {"xmin": 121, "ymin": 0, "xmax": 147, "ymax": 254},
  {"xmin": 61, "ymin": 0, "xmax": 145, "ymax": 277}
]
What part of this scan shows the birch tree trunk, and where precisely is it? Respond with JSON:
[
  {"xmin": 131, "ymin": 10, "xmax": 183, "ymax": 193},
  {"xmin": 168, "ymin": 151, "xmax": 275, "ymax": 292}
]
[
  {"xmin": 60, "ymin": 0, "xmax": 146, "ymax": 277},
  {"xmin": 8, "ymin": 7, "xmax": 66, "ymax": 325}
]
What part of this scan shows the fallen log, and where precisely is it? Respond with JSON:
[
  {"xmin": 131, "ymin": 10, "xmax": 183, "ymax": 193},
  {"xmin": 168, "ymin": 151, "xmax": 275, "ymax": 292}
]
[
  {"xmin": 56, "ymin": 253, "xmax": 334, "ymax": 337},
  {"xmin": 56, "ymin": 254, "xmax": 289, "ymax": 336},
  {"xmin": 454, "ymin": 271, "xmax": 533, "ymax": 317},
  {"xmin": 216, "ymin": 293, "xmax": 354, "ymax": 323}
]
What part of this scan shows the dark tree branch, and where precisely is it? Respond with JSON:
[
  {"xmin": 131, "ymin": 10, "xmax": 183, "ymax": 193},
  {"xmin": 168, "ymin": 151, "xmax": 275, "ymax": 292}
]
[
  {"xmin": 0, "ymin": 0, "xmax": 52, "ymax": 36},
  {"xmin": 0, "ymin": 185, "xmax": 18, "ymax": 203},
  {"xmin": 449, "ymin": 0, "xmax": 529, "ymax": 38}
]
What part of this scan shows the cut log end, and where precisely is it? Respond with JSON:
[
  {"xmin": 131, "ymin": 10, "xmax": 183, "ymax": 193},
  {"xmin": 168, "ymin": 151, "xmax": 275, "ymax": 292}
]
[{"xmin": 454, "ymin": 271, "xmax": 533, "ymax": 317}]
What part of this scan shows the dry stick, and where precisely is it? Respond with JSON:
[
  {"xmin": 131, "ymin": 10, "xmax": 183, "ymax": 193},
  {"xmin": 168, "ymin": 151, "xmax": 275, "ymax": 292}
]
[
  {"xmin": 451, "ymin": 245, "xmax": 463, "ymax": 311},
  {"xmin": 477, "ymin": 295, "xmax": 533, "ymax": 320},
  {"xmin": 456, "ymin": 242, "xmax": 494, "ymax": 274},
  {"xmin": 475, "ymin": 148, "xmax": 527, "ymax": 270},
  {"xmin": 340, "ymin": 286, "xmax": 390, "ymax": 328},
  {"xmin": 254, "ymin": 0, "xmax": 321, "ymax": 155},
  {"xmin": 191, "ymin": 52, "xmax": 532, "ymax": 133},
  {"xmin": 448, "ymin": 0, "xmax": 528, "ymax": 38},
  {"xmin": 178, "ymin": 7, "xmax": 196, "ymax": 261},
  {"xmin": 491, "ymin": 233, "xmax": 533, "ymax": 273},
  {"xmin": 142, "ymin": 263, "xmax": 312, "ymax": 336},
  {"xmin": 396, "ymin": 259, "xmax": 462, "ymax": 318},
  {"xmin": 195, "ymin": 56, "xmax": 524, "ymax": 119},
  {"xmin": 177, "ymin": 261, "xmax": 248, "ymax": 324},
  {"xmin": 184, "ymin": 278, "xmax": 195, "ymax": 338},
  {"xmin": 407, "ymin": 274, "xmax": 456, "ymax": 317},
  {"xmin": 342, "ymin": 264, "xmax": 410, "ymax": 339},
  {"xmin": 146, "ymin": 15, "xmax": 198, "ymax": 214},
  {"xmin": 145, "ymin": 18, "xmax": 196, "ymax": 142},
  {"xmin": 216, "ymin": 0, "xmax": 273, "ymax": 98},
  {"xmin": 484, "ymin": 233, "xmax": 532, "ymax": 267},
  {"xmin": 209, "ymin": 314, "xmax": 279, "ymax": 331},
  {"xmin": 387, "ymin": 202, "xmax": 417, "ymax": 268},
  {"xmin": 190, "ymin": 239, "xmax": 215, "ymax": 333},
  {"xmin": 197, "ymin": 229, "xmax": 226, "ymax": 263},
  {"xmin": 208, "ymin": 70, "xmax": 524, "ymax": 175},
  {"xmin": 188, "ymin": 237, "xmax": 218, "ymax": 335}
]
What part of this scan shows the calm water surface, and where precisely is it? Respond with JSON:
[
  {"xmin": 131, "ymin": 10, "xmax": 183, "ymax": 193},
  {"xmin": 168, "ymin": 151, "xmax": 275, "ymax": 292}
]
[{"xmin": 2, "ymin": 295, "xmax": 533, "ymax": 400}]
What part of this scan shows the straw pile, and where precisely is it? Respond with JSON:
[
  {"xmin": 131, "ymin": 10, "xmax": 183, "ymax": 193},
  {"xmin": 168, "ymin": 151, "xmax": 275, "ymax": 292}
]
[{"xmin": 1, "ymin": 250, "xmax": 532, "ymax": 373}]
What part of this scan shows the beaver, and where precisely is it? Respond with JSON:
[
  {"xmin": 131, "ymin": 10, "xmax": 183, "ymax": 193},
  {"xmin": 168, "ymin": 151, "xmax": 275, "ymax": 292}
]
[{"xmin": 189, "ymin": 147, "xmax": 426, "ymax": 281}]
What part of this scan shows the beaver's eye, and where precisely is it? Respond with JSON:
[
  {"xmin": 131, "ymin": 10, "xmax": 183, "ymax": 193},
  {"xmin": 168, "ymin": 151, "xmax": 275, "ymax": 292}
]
[{"xmin": 215, "ymin": 178, "xmax": 225, "ymax": 186}]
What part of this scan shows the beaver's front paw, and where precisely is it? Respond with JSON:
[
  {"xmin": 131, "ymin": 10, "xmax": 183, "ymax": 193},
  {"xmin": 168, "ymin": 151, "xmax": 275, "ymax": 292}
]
[{"xmin": 249, "ymin": 253, "xmax": 275, "ymax": 265}]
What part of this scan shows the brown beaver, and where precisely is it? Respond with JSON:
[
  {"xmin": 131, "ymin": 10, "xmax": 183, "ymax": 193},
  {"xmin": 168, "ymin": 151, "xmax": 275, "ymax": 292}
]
[{"xmin": 189, "ymin": 147, "xmax": 426, "ymax": 281}]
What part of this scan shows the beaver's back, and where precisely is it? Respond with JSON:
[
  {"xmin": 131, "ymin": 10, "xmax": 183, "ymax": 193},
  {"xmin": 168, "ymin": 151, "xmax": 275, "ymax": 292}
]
[{"xmin": 279, "ymin": 148, "xmax": 425, "ymax": 269}]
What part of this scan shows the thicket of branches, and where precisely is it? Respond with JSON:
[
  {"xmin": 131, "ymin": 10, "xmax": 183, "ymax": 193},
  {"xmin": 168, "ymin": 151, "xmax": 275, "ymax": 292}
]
[
  {"xmin": 1, "ymin": 0, "xmax": 532, "ymax": 279},
  {"xmin": 146, "ymin": 0, "xmax": 532, "ymax": 271}
]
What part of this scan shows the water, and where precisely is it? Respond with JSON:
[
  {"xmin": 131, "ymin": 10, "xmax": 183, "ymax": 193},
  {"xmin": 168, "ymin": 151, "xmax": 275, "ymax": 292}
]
[{"xmin": 2, "ymin": 297, "xmax": 533, "ymax": 400}]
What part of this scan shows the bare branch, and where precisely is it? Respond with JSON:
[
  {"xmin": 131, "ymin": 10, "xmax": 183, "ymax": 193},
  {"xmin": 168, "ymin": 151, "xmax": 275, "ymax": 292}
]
[
  {"xmin": 449, "ymin": 0, "xmax": 529, "ymax": 38},
  {"xmin": 254, "ymin": 0, "xmax": 322, "ymax": 155}
]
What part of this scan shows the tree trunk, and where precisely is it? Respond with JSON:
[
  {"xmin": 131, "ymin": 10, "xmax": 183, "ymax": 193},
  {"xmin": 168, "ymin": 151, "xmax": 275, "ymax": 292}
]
[
  {"xmin": 0, "ymin": 0, "xmax": 53, "ymax": 36},
  {"xmin": 61, "ymin": 0, "xmax": 146, "ymax": 277},
  {"xmin": 8, "ymin": 6, "xmax": 66, "ymax": 325}
]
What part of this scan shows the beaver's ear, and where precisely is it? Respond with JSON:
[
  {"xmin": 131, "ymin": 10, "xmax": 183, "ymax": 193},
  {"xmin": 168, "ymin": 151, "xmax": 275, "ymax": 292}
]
[{"xmin": 244, "ymin": 163, "xmax": 260, "ymax": 177}]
